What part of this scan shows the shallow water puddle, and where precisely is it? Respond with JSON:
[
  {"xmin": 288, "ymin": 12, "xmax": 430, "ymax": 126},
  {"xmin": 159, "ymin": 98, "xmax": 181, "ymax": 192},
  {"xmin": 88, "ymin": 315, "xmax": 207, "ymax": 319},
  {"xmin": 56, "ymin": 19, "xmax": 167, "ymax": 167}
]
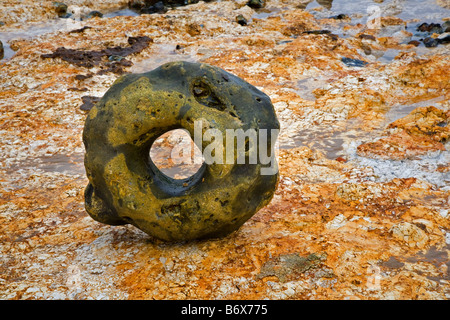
[
  {"xmin": 292, "ymin": 77, "xmax": 330, "ymax": 101},
  {"xmin": 130, "ymin": 43, "xmax": 198, "ymax": 73},
  {"xmin": 7, "ymin": 153, "xmax": 85, "ymax": 176},
  {"xmin": 280, "ymin": 118, "xmax": 373, "ymax": 160},
  {"xmin": 384, "ymin": 96, "xmax": 447, "ymax": 123},
  {"xmin": 0, "ymin": 19, "xmax": 87, "ymax": 61}
]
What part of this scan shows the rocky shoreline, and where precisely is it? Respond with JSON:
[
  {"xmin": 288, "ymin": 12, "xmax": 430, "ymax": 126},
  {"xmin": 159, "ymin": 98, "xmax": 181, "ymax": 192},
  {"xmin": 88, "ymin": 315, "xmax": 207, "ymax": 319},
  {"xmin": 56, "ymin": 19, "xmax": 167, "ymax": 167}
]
[{"xmin": 0, "ymin": 0, "xmax": 449, "ymax": 300}]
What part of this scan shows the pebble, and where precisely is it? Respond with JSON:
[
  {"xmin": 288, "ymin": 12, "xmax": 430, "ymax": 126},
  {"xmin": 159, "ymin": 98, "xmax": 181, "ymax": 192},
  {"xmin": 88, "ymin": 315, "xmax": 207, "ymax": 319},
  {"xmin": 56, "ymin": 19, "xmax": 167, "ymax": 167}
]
[
  {"xmin": 437, "ymin": 34, "xmax": 450, "ymax": 45},
  {"xmin": 128, "ymin": 0, "xmax": 145, "ymax": 10},
  {"xmin": 444, "ymin": 21, "xmax": 450, "ymax": 32},
  {"xmin": 417, "ymin": 22, "xmax": 443, "ymax": 34},
  {"xmin": 423, "ymin": 37, "xmax": 439, "ymax": 48},
  {"xmin": 247, "ymin": 0, "xmax": 265, "ymax": 9},
  {"xmin": 330, "ymin": 14, "xmax": 349, "ymax": 20},
  {"xmin": 0, "ymin": 40, "xmax": 3, "ymax": 60},
  {"xmin": 304, "ymin": 29, "xmax": 331, "ymax": 35},
  {"xmin": 359, "ymin": 34, "xmax": 376, "ymax": 41},
  {"xmin": 236, "ymin": 14, "xmax": 248, "ymax": 26},
  {"xmin": 52, "ymin": 2, "xmax": 68, "ymax": 18},
  {"xmin": 79, "ymin": 96, "xmax": 100, "ymax": 111},
  {"xmin": 408, "ymin": 40, "xmax": 421, "ymax": 47},
  {"xmin": 341, "ymin": 57, "xmax": 368, "ymax": 67},
  {"xmin": 140, "ymin": 1, "xmax": 167, "ymax": 14}
]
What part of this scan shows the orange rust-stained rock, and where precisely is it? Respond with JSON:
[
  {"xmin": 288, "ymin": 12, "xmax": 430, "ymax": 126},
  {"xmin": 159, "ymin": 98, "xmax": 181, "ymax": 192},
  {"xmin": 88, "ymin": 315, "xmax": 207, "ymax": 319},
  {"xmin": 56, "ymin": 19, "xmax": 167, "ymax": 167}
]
[{"xmin": 357, "ymin": 106, "xmax": 449, "ymax": 160}]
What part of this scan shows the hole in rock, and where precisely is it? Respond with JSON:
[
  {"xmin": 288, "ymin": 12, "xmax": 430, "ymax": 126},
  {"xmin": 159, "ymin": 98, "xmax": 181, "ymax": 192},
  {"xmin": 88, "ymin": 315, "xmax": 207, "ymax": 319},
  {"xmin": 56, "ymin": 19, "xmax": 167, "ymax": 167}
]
[{"xmin": 149, "ymin": 129, "xmax": 204, "ymax": 180}]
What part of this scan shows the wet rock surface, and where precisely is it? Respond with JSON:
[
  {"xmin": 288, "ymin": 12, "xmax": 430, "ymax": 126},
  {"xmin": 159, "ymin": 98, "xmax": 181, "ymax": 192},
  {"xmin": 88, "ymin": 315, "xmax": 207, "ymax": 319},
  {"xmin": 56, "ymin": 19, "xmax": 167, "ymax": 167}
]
[{"xmin": 0, "ymin": 0, "xmax": 449, "ymax": 300}]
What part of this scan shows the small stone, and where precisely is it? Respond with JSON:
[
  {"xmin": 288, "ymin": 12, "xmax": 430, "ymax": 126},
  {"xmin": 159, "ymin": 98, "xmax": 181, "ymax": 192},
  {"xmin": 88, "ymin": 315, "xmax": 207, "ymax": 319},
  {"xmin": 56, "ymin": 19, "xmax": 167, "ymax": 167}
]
[
  {"xmin": 128, "ymin": 0, "xmax": 145, "ymax": 10},
  {"xmin": 68, "ymin": 26, "xmax": 92, "ymax": 34},
  {"xmin": 108, "ymin": 55, "xmax": 124, "ymax": 62},
  {"xmin": 444, "ymin": 21, "xmax": 450, "ymax": 32},
  {"xmin": 330, "ymin": 14, "xmax": 349, "ymax": 20},
  {"xmin": 140, "ymin": 1, "xmax": 167, "ymax": 14},
  {"xmin": 423, "ymin": 37, "xmax": 439, "ymax": 47},
  {"xmin": 52, "ymin": 2, "xmax": 68, "ymax": 18},
  {"xmin": 247, "ymin": 0, "xmax": 265, "ymax": 9},
  {"xmin": 437, "ymin": 34, "xmax": 450, "ymax": 45},
  {"xmin": 236, "ymin": 14, "xmax": 248, "ymax": 26},
  {"xmin": 341, "ymin": 57, "xmax": 368, "ymax": 67},
  {"xmin": 407, "ymin": 40, "xmax": 421, "ymax": 47},
  {"xmin": 304, "ymin": 29, "xmax": 331, "ymax": 35},
  {"xmin": 0, "ymin": 40, "xmax": 3, "ymax": 60},
  {"xmin": 359, "ymin": 34, "xmax": 376, "ymax": 41},
  {"xmin": 417, "ymin": 22, "xmax": 442, "ymax": 33},
  {"xmin": 79, "ymin": 96, "xmax": 100, "ymax": 111}
]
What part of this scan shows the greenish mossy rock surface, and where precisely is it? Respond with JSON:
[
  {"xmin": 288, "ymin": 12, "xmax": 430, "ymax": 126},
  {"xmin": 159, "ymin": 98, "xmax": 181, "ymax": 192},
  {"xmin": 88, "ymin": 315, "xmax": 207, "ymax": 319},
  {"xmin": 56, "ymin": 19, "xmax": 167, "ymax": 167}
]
[{"xmin": 83, "ymin": 61, "xmax": 279, "ymax": 241}]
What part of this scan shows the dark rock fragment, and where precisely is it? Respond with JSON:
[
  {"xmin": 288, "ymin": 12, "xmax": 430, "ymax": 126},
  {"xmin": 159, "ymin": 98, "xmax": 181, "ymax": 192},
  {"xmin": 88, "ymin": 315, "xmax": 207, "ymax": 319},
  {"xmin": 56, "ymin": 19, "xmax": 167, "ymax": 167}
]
[
  {"xmin": 128, "ymin": 0, "xmax": 146, "ymax": 10},
  {"xmin": 317, "ymin": 0, "xmax": 333, "ymax": 10},
  {"xmin": 68, "ymin": 87, "xmax": 88, "ymax": 92},
  {"xmin": 52, "ymin": 2, "xmax": 68, "ymax": 18},
  {"xmin": 423, "ymin": 37, "xmax": 439, "ymax": 47},
  {"xmin": 303, "ymin": 30, "xmax": 331, "ymax": 35},
  {"xmin": 75, "ymin": 73, "xmax": 94, "ymax": 81},
  {"xmin": 330, "ymin": 14, "xmax": 349, "ymax": 20},
  {"xmin": 140, "ymin": 1, "xmax": 167, "ymax": 14},
  {"xmin": 444, "ymin": 21, "xmax": 450, "ymax": 32},
  {"xmin": 79, "ymin": 96, "xmax": 101, "ymax": 111},
  {"xmin": 437, "ymin": 34, "xmax": 450, "ymax": 44},
  {"xmin": 41, "ymin": 36, "xmax": 152, "ymax": 74},
  {"xmin": 417, "ymin": 23, "xmax": 443, "ymax": 34},
  {"xmin": 247, "ymin": 0, "xmax": 265, "ymax": 9},
  {"xmin": 341, "ymin": 57, "xmax": 368, "ymax": 67},
  {"xmin": 408, "ymin": 40, "xmax": 421, "ymax": 46},
  {"xmin": 236, "ymin": 14, "xmax": 248, "ymax": 26},
  {"xmin": 85, "ymin": 11, "xmax": 103, "ymax": 19},
  {"xmin": 0, "ymin": 40, "xmax": 3, "ymax": 60},
  {"xmin": 359, "ymin": 34, "xmax": 376, "ymax": 41},
  {"xmin": 68, "ymin": 26, "xmax": 92, "ymax": 34}
]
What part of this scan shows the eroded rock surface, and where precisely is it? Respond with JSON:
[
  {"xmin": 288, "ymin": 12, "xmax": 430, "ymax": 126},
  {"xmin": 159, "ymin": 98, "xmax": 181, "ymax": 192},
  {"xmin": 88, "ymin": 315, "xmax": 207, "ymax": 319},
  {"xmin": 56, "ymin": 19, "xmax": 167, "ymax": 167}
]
[
  {"xmin": 83, "ymin": 61, "xmax": 279, "ymax": 241},
  {"xmin": 0, "ymin": 0, "xmax": 449, "ymax": 300}
]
